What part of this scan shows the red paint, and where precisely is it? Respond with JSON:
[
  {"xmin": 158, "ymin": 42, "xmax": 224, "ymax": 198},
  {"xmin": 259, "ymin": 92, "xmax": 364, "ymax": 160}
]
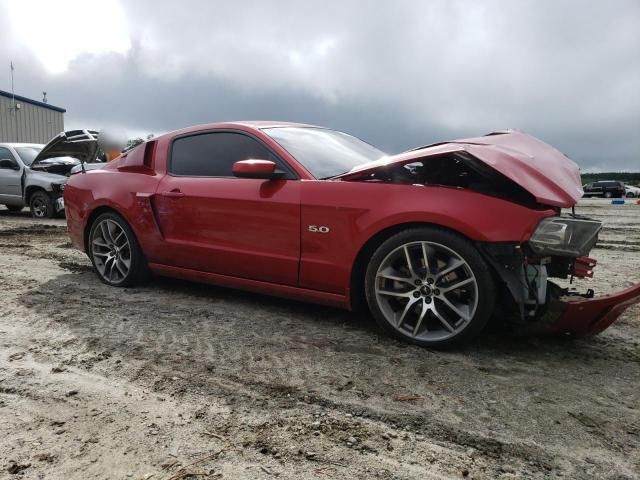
[
  {"xmin": 153, "ymin": 176, "xmax": 301, "ymax": 285},
  {"xmin": 64, "ymin": 121, "xmax": 639, "ymax": 334},
  {"xmin": 297, "ymin": 180, "xmax": 553, "ymax": 294}
]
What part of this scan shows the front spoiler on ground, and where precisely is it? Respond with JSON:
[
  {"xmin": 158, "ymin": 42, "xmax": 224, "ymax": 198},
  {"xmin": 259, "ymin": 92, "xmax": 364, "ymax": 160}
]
[{"xmin": 541, "ymin": 283, "xmax": 640, "ymax": 336}]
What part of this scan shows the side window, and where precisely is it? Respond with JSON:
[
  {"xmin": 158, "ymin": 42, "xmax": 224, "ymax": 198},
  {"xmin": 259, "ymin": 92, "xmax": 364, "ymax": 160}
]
[
  {"xmin": 170, "ymin": 132, "xmax": 286, "ymax": 177},
  {"xmin": 0, "ymin": 147, "xmax": 17, "ymax": 170},
  {"xmin": 0, "ymin": 147, "xmax": 16, "ymax": 169}
]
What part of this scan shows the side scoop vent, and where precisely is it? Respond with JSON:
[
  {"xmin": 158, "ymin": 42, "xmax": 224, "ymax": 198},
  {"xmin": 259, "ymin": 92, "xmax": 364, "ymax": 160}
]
[
  {"xmin": 143, "ymin": 140, "xmax": 156, "ymax": 168},
  {"xmin": 116, "ymin": 140, "xmax": 156, "ymax": 174}
]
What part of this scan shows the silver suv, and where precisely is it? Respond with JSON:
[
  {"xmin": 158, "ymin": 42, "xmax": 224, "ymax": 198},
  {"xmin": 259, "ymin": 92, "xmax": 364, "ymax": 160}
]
[{"xmin": 0, "ymin": 130, "xmax": 98, "ymax": 218}]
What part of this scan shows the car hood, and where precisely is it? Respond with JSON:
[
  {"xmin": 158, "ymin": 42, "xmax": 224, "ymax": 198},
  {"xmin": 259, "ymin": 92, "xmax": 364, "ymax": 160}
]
[
  {"xmin": 31, "ymin": 130, "xmax": 99, "ymax": 173},
  {"xmin": 336, "ymin": 131, "xmax": 583, "ymax": 208}
]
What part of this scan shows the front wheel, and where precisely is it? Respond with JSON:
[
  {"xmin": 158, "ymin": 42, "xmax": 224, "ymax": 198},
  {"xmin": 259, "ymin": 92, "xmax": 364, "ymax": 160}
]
[
  {"xmin": 365, "ymin": 227, "xmax": 495, "ymax": 348},
  {"xmin": 30, "ymin": 191, "xmax": 55, "ymax": 218},
  {"xmin": 88, "ymin": 212, "xmax": 149, "ymax": 287},
  {"xmin": 605, "ymin": 192, "xmax": 612, "ymax": 198}
]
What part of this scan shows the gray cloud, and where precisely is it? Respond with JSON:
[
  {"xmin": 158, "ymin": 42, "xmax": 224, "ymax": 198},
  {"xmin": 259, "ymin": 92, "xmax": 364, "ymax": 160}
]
[{"xmin": 1, "ymin": 0, "xmax": 638, "ymax": 170}]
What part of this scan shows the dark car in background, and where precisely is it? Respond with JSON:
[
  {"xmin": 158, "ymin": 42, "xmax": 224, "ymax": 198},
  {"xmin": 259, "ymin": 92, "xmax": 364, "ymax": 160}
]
[{"xmin": 582, "ymin": 180, "xmax": 625, "ymax": 198}]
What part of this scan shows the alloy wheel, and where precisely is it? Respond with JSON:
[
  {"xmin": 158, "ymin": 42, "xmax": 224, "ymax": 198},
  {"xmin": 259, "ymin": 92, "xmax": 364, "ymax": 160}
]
[
  {"xmin": 91, "ymin": 219, "xmax": 132, "ymax": 283},
  {"xmin": 374, "ymin": 241, "xmax": 478, "ymax": 342}
]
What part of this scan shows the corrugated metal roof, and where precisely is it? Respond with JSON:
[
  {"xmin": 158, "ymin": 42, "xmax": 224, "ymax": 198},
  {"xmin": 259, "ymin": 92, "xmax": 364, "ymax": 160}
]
[{"xmin": 0, "ymin": 89, "xmax": 66, "ymax": 113}]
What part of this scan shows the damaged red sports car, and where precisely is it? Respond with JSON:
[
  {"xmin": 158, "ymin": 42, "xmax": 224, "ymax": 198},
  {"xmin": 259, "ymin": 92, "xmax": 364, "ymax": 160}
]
[{"xmin": 62, "ymin": 122, "xmax": 640, "ymax": 347}]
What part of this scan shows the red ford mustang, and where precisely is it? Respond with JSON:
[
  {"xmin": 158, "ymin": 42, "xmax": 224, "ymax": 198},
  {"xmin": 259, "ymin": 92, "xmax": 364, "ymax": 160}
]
[{"xmin": 60, "ymin": 122, "xmax": 640, "ymax": 347}]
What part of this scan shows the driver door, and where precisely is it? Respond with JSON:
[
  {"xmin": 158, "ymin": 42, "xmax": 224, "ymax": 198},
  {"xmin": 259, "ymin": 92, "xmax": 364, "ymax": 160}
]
[{"xmin": 153, "ymin": 131, "xmax": 301, "ymax": 286}]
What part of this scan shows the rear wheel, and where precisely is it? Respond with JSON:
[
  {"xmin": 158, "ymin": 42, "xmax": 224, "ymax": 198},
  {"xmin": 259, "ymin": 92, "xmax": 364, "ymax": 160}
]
[
  {"xmin": 88, "ymin": 212, "xmax": 149, "ymax": 287},
  {"xmin": 29, "ymin": 191, "xmax": 55, "ymax": 219},
  {"xmin": 605, "ymin": 192, "xmax": 612, "ymax": 198},
  {"xmin": 365, "ymin": 227, "xmax": 495, "ymax": 348}
]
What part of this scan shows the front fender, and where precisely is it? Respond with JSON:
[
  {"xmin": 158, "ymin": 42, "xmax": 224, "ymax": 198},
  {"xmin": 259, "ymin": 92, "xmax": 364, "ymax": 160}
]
[
  {"xmin": 25, "ymin": 170, "xmax": 67, "ymax": 192},
  {"xmin": 299, "ymin": 181, "xmax": 554, "ymax": 296}
]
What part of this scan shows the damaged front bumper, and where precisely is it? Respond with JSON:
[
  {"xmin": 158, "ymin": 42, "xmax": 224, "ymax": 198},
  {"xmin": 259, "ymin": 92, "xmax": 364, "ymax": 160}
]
[
  {"xmin": 480, "ymin": 240, "xmax": 640, "ymax": 337},
  {"xmin": 540, "ymin": 283, "xmax": 640, "ymax": 336}
]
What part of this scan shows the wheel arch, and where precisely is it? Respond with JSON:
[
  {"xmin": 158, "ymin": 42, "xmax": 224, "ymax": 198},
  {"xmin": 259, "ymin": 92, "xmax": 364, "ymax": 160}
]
[
  {"xmin": 83, "ymin": 204, "xmax": 151, "ymax": 287},
  {"xmin": 349, "ymin": 221, "xmax": 476, "ymax": 311},
  {"xmin": 24, "ymin": 185, "xmax": 48, "ymax": 204},
  {"xmin": 83, "ymin": 205, "xmax": 128, "ymax": 253}
]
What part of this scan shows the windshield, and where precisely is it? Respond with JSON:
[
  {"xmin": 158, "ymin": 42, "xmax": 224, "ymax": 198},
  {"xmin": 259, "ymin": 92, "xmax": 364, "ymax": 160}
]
[
  {"xmin": 263, "ymin": 127, "xmax": 385, "ymax": 179},
  {"xmin": 14, "ymin": 146, "xmax": 43, "ymax": 166}
]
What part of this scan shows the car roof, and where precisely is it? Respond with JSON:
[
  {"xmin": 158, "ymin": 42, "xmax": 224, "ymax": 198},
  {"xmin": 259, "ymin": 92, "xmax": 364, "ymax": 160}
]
[{"xmin": 154, "ymin": 121, "xmax": 324, "ymax": 142}]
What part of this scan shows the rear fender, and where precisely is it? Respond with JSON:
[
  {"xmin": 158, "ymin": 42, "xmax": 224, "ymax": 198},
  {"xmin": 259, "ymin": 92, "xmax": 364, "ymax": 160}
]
[{"xmin": 64, "ymin": 170, "xmax": 161, "ymax": 257}]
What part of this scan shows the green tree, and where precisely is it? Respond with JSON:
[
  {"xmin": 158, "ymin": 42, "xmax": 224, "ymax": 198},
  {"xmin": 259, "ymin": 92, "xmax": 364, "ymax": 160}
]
[{"xmin": 125, "ymin": 134, "xmax": 155, "ymax": 151}]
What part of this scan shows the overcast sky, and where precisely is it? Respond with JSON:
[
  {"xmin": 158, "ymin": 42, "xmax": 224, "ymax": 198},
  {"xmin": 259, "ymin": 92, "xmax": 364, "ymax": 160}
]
[{"xmin": 1, "ymin": 0, "xmax": 638, "ymax": 170}]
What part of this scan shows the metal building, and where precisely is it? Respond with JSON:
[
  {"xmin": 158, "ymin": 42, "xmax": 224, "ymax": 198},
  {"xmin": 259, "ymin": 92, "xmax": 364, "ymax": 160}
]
[{"xmin": 0, "ymin": 89, "xmax": 65, "ymax": 144}]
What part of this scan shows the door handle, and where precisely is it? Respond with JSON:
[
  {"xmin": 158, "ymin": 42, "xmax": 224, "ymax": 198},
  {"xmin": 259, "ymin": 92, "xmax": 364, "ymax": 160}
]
[{"xmin": 160, "ymin": 189, "xmax": 185, "ymax": 198}]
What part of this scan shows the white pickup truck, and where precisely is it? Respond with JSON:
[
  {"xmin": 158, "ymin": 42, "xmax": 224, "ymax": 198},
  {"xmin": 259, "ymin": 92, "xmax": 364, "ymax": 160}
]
[{"xmin": 0, "ymin": 130, "xmax": 99, "ymax": 218}]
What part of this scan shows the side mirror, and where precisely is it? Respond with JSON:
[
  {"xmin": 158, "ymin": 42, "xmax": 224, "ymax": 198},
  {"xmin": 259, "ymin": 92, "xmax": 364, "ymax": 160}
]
[
  {"xmin": 232, "ymin": 159, "xmax": 284, "ymax": 179},
  {"xmin": 0, "ymin": 158, "xmax": 18, "ymax": 170}
]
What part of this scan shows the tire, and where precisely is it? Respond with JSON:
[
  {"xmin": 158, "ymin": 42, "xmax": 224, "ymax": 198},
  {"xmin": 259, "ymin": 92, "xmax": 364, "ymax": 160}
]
[
  {"xmin": 605, "ymin": 192, "xmax": 612, "ymax": 198},
  {"xmin": 364, "ymin": 227, "xmax": 495, "ymax": 348},
  {"xmin": 29, "ymin": 191, "xmax": 55, "ymax": 219},
  {"xmin": 88, "ymin": 212, "xmax": 150, "ymax": 287},
  {"xmin": 4, "ymin": 205, "xmax": 23, "ymax": 212}
]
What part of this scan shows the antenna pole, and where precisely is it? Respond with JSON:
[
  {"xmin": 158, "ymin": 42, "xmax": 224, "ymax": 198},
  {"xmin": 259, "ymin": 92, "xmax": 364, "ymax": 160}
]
[
  {"xmin": 10, "ymin": 61, "xmax": 17, "ymax": 141},
  {"xmin": 10, "ymin": 61, "xmax": 15, "ymax": 107}
]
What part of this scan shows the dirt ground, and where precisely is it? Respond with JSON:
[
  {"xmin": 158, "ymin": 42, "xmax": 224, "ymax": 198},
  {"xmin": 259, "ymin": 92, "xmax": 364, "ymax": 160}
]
[{"xmin": 0, "ymin": 199, "xmax": 638, "ymax": 479}]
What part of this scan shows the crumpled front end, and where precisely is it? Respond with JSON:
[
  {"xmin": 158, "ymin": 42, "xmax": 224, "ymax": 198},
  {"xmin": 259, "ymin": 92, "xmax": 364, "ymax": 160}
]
[{"xmin": 481, "ymin": 214, "xmax": 640, "ymax": 336}]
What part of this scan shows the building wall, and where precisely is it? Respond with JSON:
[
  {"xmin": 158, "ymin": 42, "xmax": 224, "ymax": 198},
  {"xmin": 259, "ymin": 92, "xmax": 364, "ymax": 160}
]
[{"xmin": 0, "ymin": 95, "xmax": 64, "ymax": 144}]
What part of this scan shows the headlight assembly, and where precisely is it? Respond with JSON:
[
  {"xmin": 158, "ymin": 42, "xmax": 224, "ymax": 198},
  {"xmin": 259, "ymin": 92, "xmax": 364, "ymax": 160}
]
[{"xmin": 529, "ymin": 216, "xmax": 602, "ymax": 257}]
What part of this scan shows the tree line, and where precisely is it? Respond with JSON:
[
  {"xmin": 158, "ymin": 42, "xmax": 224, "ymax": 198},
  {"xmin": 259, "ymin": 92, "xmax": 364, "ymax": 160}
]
[{"xmin": 581, "ymin": 172, "xmax": 640, "ymax": 185}]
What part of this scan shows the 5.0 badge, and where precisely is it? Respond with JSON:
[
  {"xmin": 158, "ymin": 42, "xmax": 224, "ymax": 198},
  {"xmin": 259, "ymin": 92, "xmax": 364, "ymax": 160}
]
[{"xmin": 308, "ymin": 225, "xmax": 330, "ymax": 233}]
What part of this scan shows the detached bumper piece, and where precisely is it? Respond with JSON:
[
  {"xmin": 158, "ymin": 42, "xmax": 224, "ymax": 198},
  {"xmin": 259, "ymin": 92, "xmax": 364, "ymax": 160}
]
[{"xmin": 540, "ymin": 282, "xmax": 640, "ymax": 336}]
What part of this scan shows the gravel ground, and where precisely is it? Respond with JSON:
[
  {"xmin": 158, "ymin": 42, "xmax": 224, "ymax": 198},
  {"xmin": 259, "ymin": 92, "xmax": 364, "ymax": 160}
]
[{"xmin": 0, "ymin": 199, "xmax": 638, "ymax": 479}]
